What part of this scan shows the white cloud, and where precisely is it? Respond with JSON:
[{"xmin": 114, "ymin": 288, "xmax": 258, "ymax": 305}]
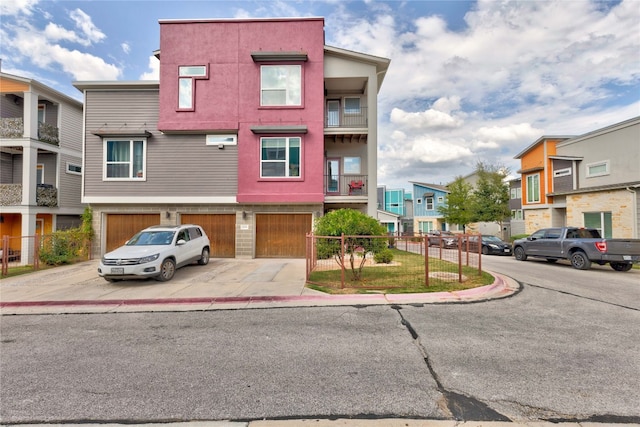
[
  {"xmin": 140, "ymin": 56, "xmax": 160, "ymax": 80},
  {"xmin": 69, "ymin": 8, "xmax": 105, "ymax": 44},
  {"xmin": 121, "ymin": 42, "xmax": 130, "ymax": 54},
  {"xmin": 0, "ymin": 0, "xmax": 38, "ymax": 16},
  {"xmin": 390, "ymin": 107, "xmax": 462, "ymax": 130}
]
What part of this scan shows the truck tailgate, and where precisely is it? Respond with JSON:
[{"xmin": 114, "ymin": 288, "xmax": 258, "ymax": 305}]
[{"xmin": 606, "ymin": 239, "xmax": 640, "ymax": 256}]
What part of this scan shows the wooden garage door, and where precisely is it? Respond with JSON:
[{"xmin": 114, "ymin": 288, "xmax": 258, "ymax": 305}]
[
  {"xmin": 106, "ymin": 214, "xmax": 160, "ymax": 252},
  {"xmin": 255, "ymin": 214, "xmax": 311, "ymax": 258},
  {"xmin": 181, "ymin": 214, "xmax": 236, "ymax": 258}
]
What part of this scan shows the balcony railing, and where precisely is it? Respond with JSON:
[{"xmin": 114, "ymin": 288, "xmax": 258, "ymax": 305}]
[
  {"xmin": 324, "ymin": 106, "xmax": 368, "ymax": 128},
  {"xmin": 0, "ymin": 118, "xmax": 60, "ymax": 145},
  {"xmin": 324, "ymin": 174, "xmax": 368, "ymax": 196},
  {"xmin": 0, "ymin": 184, "xmax": 58, "ymax": 207}
]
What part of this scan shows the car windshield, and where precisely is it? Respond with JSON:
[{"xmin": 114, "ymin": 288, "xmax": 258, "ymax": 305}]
[
  {"xmin": 126, "ymin": 231, "xmax": 175, "ymax": 246},
  {"xmin": 483, "ymin": 236, "xmax": 502, "ymax": 242}
]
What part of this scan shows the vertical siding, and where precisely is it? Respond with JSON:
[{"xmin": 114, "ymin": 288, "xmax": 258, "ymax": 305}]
[{"xmin": 84, "ymin": 88, "xmax": 238, "ymax": 198}]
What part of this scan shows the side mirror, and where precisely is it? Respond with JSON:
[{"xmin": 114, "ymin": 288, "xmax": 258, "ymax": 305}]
[
  {"xmin": 177, "ymin": 239, "xmax": 187, "ymax": 245},
  {"xmin": 527, "ymin": 236, "xmax": 535, "ymax": 241}
]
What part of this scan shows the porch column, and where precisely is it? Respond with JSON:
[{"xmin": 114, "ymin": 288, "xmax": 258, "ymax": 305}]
[
  {"xmin": 366, "ymin": 75, "xmax": 378, "ymax": 218},
  {"xmin": 22, "ymin": 145, "xmax": 38, "ymax": 206},
  {"xmin": 21, "ymin": 212, "xmax": 37, "ymax": 265},
  {"xmin": 22, "ymin": 90, "xmax": 39, "ymax": 140}
]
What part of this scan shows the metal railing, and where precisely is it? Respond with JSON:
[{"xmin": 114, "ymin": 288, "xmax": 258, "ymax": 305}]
[
  {"xmin": 324, "ymin": 106, "xmax": 368, "ymax": 128},
  {"xmin": 324, "ymin": 174, "xmax": 368, "ymax": 196}
]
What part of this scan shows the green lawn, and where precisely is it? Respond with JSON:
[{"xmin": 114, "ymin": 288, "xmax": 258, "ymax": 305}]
[{"xmin": 307, "ymin": 248, "xmax": 495, "ymax": 294}]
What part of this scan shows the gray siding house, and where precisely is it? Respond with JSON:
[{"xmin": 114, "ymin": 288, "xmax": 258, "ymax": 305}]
[
  {"xmin": 0, "ymin": 72, "xmax": 84, "ymax": 264},
  {"xmin": 548, "ymin": 116, "xmax": 640, "ymax": 238}
]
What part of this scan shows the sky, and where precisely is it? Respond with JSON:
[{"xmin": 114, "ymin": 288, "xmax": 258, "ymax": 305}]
[{"xmin": 1, "ymin": 0, "xmax": 639, "ymax": 191}]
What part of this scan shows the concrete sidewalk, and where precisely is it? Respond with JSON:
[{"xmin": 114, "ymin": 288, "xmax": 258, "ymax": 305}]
[{"xmin": 0, "ymin": 258, "xmax": 519, "ymax": 315}]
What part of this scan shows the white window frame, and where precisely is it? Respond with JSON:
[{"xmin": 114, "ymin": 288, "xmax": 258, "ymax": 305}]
[
  {"xmin": 260, "ymin": 65, "xmax": 302, "ymax": 107},
  {"xmin": 66, "ymin": 162, "xmax": 82, "ymax": 175},
  {"xmin": 36, "ymin": 163, "xmax": 44, "ymax": 184},
  {"xmin": 343, "ymin": 157, "xmax": 361, "ymax": 174},
  {"xmin": 260, "ymin": 136, "xmax": 301, "ymax": 178},
  {"xmin": 554, "ymin": 167, "xmax": 572, "ymax": 177},
  {"xmin": 526, "ymin": 174, "xmax": 540, "ymax": 203},
  {"xmin": 178, "ymin": 65, "xmax": 208, "ymax": 110},
  {"xmin": 586, "ymin": 160, "xmax": 610, "ymax": 178},
  {"xmin": 419, "ymin": 221, "xmax": 434, "ymax": 233},
  {"xmin": 437, "ymin": 196, "xmax": 444, "ymax": 203},
  {"xmin": 103, "ymin": 138, "xmax": 147, "ymax": 181},
  {"xmin": 425, "ymin": 197, "xmax": 434, "ymax": 210},
  {"xmin": 206, "ymin": 134, "xmax": 237, "ymax": 146}
]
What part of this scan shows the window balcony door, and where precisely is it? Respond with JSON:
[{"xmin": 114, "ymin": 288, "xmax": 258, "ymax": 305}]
[
  {"xmin": 326, "ymin": 100, "xmax": 340, "ymax": 127},
  {"xmin": 326, "ymin": 158, "xmax": 340, "ymax": 194}
]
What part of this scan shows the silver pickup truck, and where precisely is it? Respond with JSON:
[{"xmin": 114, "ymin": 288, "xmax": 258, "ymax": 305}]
[{"xmin": 512, "ymin": 227, "xmax": 640, "ymax": 271}]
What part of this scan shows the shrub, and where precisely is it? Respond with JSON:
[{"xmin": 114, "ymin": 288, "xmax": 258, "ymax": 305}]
[
  {"xmin": 39, "ymin": 228, "xmax": 90, "ymax": 266},
  {"xmin": 510, "ymin": 234, "xmax": 529, "ymax": 242},
  {"xmin": 374, "ymin": 248, "xmax": 394, "ymax": 264}
]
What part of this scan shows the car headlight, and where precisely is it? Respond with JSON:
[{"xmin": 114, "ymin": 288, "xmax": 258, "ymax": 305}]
[
  {"xmin": 138, "ymin": 253, "xmax": 160, "ymax": 264},
  {"xmin": 489, "ymin": 244, "xmax": 499, "ymax": 248}
]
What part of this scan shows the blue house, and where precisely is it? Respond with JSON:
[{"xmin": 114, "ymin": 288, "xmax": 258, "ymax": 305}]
[{"xmin": 411, "ymin": 182, "xmax": 450, "ymax": 233}]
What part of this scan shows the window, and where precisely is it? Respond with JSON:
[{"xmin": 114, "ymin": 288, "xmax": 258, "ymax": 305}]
[
  {"xmin": 419, "ymin": 221, "xmax": 434, "ymax": 233},
  {"xmin": 178, "ymin": 65, "xmax": 207, "ymax": 110},
  {"xmin": 554, "ymin": 167, "xmax": 571, "ymax": 177},
  {"xmin": 437, "ymin": 196, "xmax": 444, "ymax": 203},
  {"xmin": 260, "ymin": 137, "xmax": 301, "ymax": 178},
  {"xmin": 526, "ymin": 174, "xmax": 540, "ymax": 203},
  {"xmin": 38, "ymin": 104, "xmax": 46, "ymax": 123},
  {"xmin": 344, "ymin": 97, "xmax": 361, "ymax": 114},
  {"xmin": 511, "ymin": 209, "xmax": 523, "ymax": 220},
  {"xmin": 425, "ymin": 197, "xmax": 434, "ymax": 210},
  {"xmin": 36, "ymin": 164, "xmax": 44, "ymax": 184},
  {"xmin": 66, "ymin": 163, "xmax": 82, "ymax": 175},
  {"xmin": 587, "ymin": 160, "xmax": 609, "ymax": 178},
  {"xmin": 511, "ymin": 187, "xmax": 521, "ymax": 199},
  {"xmin": 260, "ymin": 65, "xmax": 301, "ymax": 106},
  {"xmin": 584, "ymin": 211, "xmax": 612, "ymax": 238},
  {"xmin": 104, "ymin": 139, "xmax": 146, "ymax": 180},
  {"xmin": 206, "ymin": 134, "xmax": 237, "ymax": 146},
  {"xmin": 545, "ymin": 229, "xmax": 562, "ymax": 239},
  {"xmin": 343, "ymin": 157, "xmax": 361, "ymax": 174}
]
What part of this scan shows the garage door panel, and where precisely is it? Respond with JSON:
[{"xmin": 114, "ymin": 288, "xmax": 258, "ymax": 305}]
[
  {"xmin": 181, "ymin": 214, "xmax": 236, "ymax": 258},
  {"xmin": 256, "ymin": 214, "xmax": 311, "ymax": 258},
  {"xmin": 106, "ymin": 214, "xmax": 160, "ymax": 252}
]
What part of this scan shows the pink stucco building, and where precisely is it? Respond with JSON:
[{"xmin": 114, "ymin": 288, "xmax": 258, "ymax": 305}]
[{"xmin": 75, "ymin": 17, "xmax": 390, "ymax": 258}]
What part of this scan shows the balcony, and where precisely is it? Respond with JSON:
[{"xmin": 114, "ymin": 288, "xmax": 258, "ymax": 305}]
[
  {"xmin": 324, "ymin": 106, "xmax": 368, "ymax": 129},
  {"xmin": 0, "ymin": 118, "xmax": 60, "ymax": 145},
  {"xmin": 324, "ymin": 174, "xmax": 368, "ymax": 196},
  {"xmin": 0, "ymin": 184, "xmax": 58, "ymax": 207}
]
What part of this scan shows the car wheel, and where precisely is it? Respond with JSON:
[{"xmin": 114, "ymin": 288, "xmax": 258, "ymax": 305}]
[
  {"xmin": 610, "ymin": 262, "xmax": 632, "ymax": 272},
  {"xmin": 546, "ymin": 258, "xmax": 558, "ymax": 263},
  {"xmin": 482, "ymin": 246, "xmax": 489, "ymax": 255},
  {"xmin": 570, "ymin": 251, "xmax": 591, "ymax": 270},
  {"xmin": 157, "ymin": 258, "xmax": 176, "ymax": 281},
  {"xmin": 198, "ymin": 247, "xmax": 210, "ymax": 265},
  {"xmin": 513, "ymin": 246, "xmax": 527, "ymax": 261}
]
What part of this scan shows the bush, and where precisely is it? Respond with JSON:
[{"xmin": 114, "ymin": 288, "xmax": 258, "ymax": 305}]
[
  {"xmin": 374, "ymin": 248, "xmax": 394, "ymax": 264},
  {"xmin": 39, "ymin": 228, "xmax": 89, "ymax": 266},
  {"xmin": 510, "ymin": 234, "xmax": 529, "ymax": 242}
]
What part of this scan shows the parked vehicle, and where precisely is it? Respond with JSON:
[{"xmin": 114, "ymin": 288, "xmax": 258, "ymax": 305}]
[
  {"xmin": 464, "ymin": 235, "xmax": 512, "ymax": 256},
  {"xmin": 512, "ymin": 227, "xmax": 640, "ymax": 271},
  {"xmin": 427, "ymin": 230, "xmax": 458, "ymax": 248},
  {"xmin": 98, "ymin": 224, "xmax": 211, "ymax": 282}
]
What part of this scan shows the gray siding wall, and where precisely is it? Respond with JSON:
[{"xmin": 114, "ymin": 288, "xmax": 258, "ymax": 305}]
[
  {"xmin": 12, "ymin": 154, "xmax": 22, "ymax": 183},
  {"xmin": 1, "ymin": 153, "xmax": 13, "ymax": 183},
  {"xmin": 552, "ymin": 159, "xmax": 574, "ymax": 193},
  {"xmin": 84, "ymin": 89, "xmax": 238, "ymax": 198},
  {"xmin": 59, "ymin": 153, "xmax": 83, "ymax": 208},
  {"xmin": 42, "ymin": 102, "xmax": 58, "ymax": 127},
  {"xmin": 1, "ymin": 94, "xmax": 23, "ymax": 118},
  {"xmin": 557, "ymin": 121, "xmax": 640, "ymax": 188},
  {"xmin": 59, "ymin": 101, "xmax": 83, "ymax": 152},
  {"xmin": 39, "ymin": 153, "xmax": 57, "ymax": 184}
]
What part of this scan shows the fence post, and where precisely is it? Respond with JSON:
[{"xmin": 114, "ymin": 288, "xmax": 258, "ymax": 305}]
[
  {"xmin": 1, "ymin": 235, "xmax": 8, "ymax": 276},
  {"xmin": 34, "ymin": 234, "xmax": 40, "ymax": 271},
  {"xmin": 458, "ymin": 235, "xmax": 463, "ymax": 283},
  {"xmin": 340, "ymin": 233, "xmax": 345, "ymax": 289},
  {"xmin": 424, "ymin": 235, "xmax": 429, "ymax": 287}
]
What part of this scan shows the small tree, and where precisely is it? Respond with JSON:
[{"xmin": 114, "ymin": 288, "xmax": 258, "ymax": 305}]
[
  {"xmin": 438, "ymin": 177, "xmax": 474, "ymax": 232},
  {"xmin": 314, "ymin": 209, "xmax": 389, "ymax": 281},
  {"xmin": 471, "ymin": 162, "xmax": 511, "ymax": 238}
]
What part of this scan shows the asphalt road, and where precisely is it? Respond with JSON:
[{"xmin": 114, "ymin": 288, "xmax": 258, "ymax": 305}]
[{"xmin": 1, "ymin": 255, "xmax": 639, "ymax": 424}]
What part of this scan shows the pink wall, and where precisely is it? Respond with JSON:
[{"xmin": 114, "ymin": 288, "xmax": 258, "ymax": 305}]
[{"xmin": 158, "ymin": 18, "xmax": 326, "ymax": 203}]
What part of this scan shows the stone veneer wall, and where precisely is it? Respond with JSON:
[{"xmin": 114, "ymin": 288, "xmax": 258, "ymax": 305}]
[
  {"xmin": 566, "ymin": 189, "xmax": 635, "ymax": 238},
  {"xmin": 524, "ymin": 208, "xmax": 551, "ymax": 234}
]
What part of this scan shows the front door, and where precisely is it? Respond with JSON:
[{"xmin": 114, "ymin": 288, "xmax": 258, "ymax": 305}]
[
  {"xmin": 327, "ymin": 100, "xmax": 340, "ymax": 127},
  {"xmin": 326, "ymin": 158, "xmax": 340, "ymax": 194}
]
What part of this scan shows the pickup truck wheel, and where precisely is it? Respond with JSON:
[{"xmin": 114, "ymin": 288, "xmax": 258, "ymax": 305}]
[
  {"xmin": 570, "ymin": 251, "xmax": 591, "ymax": 270},
  {"xmin": 156, "ymin": 258, "xmax": 176, "ymax": 282},
  {"xmin": 514, "ymin": 246, "xmax": 527, "ymax": 261},
  {"xmin": 610, "ymin": 262, "xmax": 633, "ymax": 272},
  {"xmin": 198, "ymin": 247, "xmax": 210, "ymax": 265}
]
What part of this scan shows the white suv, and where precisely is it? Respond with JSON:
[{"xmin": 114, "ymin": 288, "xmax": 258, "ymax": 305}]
[{"xmin": 98, "ymin": 224, "xmax": 210, "ymax": 282}]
